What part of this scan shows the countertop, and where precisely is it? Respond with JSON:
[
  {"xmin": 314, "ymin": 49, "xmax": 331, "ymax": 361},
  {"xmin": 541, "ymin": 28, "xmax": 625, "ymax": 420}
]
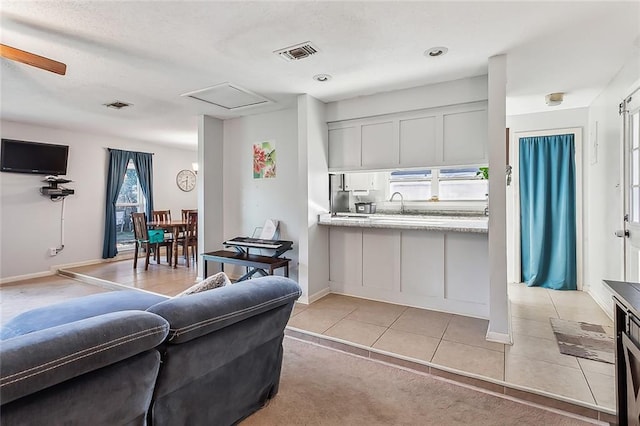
[
  {"xmin": 318, "ymin": 213, "xmax": 488, "ymax": 233},
  {"xmin": 603, "ymin": 280, "xmax": 640, "ymax": 318}
]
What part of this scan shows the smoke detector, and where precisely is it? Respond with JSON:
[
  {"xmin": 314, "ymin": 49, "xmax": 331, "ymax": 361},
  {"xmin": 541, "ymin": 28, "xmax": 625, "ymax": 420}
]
[
  {"xmin": 274, "ymin": 41, "xmax": 319, "ymax": 62},
  {"xmin": 104, "ymin": 100, "xmax": 132, "ymax": 109},
  {"xmin": 545, "ymin": 92, "xmax": 564, "ymax": 106}
]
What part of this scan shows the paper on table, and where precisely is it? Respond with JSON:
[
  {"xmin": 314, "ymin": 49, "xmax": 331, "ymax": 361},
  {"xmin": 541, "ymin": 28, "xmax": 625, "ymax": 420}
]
[{"xmin": 259, "ymin": 219, "xmax": 279, "ymax": 240}]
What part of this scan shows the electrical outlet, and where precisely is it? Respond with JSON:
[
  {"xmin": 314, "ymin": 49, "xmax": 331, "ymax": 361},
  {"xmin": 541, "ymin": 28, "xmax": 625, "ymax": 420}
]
[{"xmin": 49, "ymin": 247, "xmax": 58, "ymax": 256}]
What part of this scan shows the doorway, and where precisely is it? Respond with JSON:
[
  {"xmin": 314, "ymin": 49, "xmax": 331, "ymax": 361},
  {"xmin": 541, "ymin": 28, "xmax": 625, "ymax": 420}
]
[
  {"xmin": 622, "ymin": 88, "xmax": 640, "ymax": 281},
  {"xmin": 507, "ymin": 128, "xmax": 583, "ymax": 289}
]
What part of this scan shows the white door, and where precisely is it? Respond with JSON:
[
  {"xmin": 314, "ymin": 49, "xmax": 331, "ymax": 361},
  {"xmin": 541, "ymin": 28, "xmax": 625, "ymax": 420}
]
[{"xmin": 623, "ymin": 88, "xmax": 640, "ymax": 281}]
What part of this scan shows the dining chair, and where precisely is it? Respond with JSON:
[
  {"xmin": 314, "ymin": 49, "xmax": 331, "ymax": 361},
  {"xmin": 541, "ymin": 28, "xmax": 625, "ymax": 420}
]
[
  {"xmin": 132, "ymin": 212, "xmax": 173, "ymax": 270},
  {"xmin": 152, "ymin": 210, "xmax": 173, "ymax": 238},
  {"xmin": 181, "ymin": 209, "xmax": 196, "ymax": 221},
  {"xmin": 181, "ymin": 211, "xmax": 198, "ymax": 267}
]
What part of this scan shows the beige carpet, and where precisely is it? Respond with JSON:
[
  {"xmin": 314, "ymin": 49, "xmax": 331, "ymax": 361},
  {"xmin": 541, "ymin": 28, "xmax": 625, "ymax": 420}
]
[{"xmin": 242, "ymin": 337, "xmax": 593, "ymax": 426}]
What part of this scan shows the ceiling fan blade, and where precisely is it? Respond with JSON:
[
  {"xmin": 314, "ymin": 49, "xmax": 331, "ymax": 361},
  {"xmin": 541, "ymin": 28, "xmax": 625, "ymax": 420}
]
[{"xmin": 0, "ymin": 44, "xmax": 66, "ymax": 75}]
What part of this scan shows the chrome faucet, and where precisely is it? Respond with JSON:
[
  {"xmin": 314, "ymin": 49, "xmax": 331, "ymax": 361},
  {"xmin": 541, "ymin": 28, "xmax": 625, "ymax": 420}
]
[{"xmin": 390, "ymin": 192, "xmax": 404, "ymax": 214}]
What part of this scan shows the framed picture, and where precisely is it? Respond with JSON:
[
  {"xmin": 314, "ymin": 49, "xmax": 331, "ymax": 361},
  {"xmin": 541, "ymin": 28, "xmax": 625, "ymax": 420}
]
[{"xmin": 253, "ymin": 140, "xmax": 276, "ymax": 179}]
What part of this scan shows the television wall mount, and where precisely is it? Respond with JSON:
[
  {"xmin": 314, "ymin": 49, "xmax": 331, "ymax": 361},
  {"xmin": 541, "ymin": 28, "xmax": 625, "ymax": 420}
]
[{"xmin": 41, "ymin": 176, "xmax": 74, "ymax": 199}]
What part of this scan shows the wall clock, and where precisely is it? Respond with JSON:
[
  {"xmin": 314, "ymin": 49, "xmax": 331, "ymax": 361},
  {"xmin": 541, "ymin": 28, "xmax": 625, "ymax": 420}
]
[{"xmin": 176, "ymin": 169, "xmax": 196, "ymax": 192}]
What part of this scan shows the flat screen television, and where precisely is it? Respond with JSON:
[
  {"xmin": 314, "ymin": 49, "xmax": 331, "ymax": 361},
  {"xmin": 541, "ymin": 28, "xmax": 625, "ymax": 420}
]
[{"xmin": 1, "ymin": 138, "xmax": 69, "ymax": 175}]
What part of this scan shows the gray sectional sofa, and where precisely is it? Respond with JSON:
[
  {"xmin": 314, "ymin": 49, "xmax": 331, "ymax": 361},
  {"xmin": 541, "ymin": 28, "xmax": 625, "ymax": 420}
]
[{"xmin": 0, "ymin": 276, "xmax": 302, "ymax": 426}]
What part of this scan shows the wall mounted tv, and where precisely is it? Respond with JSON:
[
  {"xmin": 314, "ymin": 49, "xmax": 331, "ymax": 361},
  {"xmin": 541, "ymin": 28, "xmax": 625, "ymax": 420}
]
[{"xmin": 1, "ymin": 138, "xmax": 69, "ymax": 176}]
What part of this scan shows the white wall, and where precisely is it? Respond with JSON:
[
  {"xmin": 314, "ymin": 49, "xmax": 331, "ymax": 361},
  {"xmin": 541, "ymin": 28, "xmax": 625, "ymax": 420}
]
[
  {"xmin": 197, "ymin": 115, "xmax": 224, "ymax": 280},
  {"xmin": 326, "ymin": 75, "xmax": 488, "ymax": 122},
  {"xmin": 486, "ymin": 55, "xmax": 510, "ymax": 343},
  {"xmin": 586, "ymin": 53, "xmax": 640, "ymax": 315},
  {"xmin": 0, "ymin": 120, "xmax": 197, "ymax": 280},
  {"xmin": 297, "ymin": 95, "xmax": 330, "ymax": 303},
  {"xmin": 222, "ymin": 108, "xmax": 300, "ymax": 281}
]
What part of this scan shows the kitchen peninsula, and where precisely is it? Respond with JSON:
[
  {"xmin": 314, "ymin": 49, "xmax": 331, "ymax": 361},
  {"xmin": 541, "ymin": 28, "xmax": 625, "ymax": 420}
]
[{"xmin": 319, "ymin": 213, "xmax": 489, "ymax": 318}]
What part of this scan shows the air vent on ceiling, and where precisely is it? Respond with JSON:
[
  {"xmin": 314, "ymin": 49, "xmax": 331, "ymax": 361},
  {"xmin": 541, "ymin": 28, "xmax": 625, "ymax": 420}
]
[
  {"xmin": 274, "ymin": 41, "xmax": 319, "ymax": 62},
  {"xmin": 181, "ymin": 83, "xmax": 272, "ymax": 110},
  {"xmin": 104, "ymin": 100, "xmax": 132, "ymax": 109}
]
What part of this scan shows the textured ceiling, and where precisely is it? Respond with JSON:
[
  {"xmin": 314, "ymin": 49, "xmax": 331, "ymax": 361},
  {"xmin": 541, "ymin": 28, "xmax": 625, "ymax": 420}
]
[{"xmin": 1, "ymin": 1, "xmax": 639, "ymax": 148}]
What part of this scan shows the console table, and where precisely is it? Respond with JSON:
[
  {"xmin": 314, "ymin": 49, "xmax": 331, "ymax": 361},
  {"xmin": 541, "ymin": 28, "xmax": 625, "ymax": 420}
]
[
  {"xmin": 202, "ymin": 237, "xmax": 293, "ymax": 281},
  {"xmin": 604, "ymin": 279, "xmax": 640, "ymax": 425}
]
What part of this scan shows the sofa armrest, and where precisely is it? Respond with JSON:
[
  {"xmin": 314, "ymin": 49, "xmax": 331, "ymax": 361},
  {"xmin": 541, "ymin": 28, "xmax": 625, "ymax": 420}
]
[
  {"xmin": 0, "ymin": 311, "xmax": 169, "ymax": 405},
  {"xmin": 0, "ymin": 290, "xmax": 169, "ymax": 340},
  {"xmin": 147, "ymin": 276, "xmax": 301, "ymax": 344}
]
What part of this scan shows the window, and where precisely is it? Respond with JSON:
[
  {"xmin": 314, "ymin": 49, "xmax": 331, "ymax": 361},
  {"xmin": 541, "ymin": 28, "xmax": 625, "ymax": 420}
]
[
  {"xmin": 389, "ymin": 167, "xmax": 488, "ymax": 201},
  {"xmin": 115, "ymin": 160, "xmax": 146, "ymax": 249}
]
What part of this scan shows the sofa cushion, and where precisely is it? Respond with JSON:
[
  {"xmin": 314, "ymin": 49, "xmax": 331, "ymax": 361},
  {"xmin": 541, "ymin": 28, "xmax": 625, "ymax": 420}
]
[
  {"xmin": 147, "ymin": 276, "xmax": 301, "ymax": 344},
  {"xmin": 175, "ymin": 272, "xmax": 231, "ymax": 297},
  {"xmin": 0, "ymin": 310, "xmax": 169, "ymax": 405},
  {"xmin": 0, "ymin": 290, "xmax": 169, "ymax": 340}
]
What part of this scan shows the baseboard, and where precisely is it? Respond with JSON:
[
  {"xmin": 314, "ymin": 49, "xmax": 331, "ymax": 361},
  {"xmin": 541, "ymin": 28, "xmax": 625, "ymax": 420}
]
[
  {"xmin": 0, "ymin": 270, "xmax": 55, "ymax": 285},
  {"xmin": 58, "ymin": 269, "xmax": 163, "ymax": 296},
  {"xmin": 1, "ymin": 253, "xmax": 137, "ymax": 285},
  {"xmin": 588, "ymin": 286, "xmax": 614, "ymax": 321},
  {"xmin": 308, "ymin": 286, "xmax": 331, "ymax": 304},
  {"xmin": 486, "ymin": 330, "xmax": 513, "ymax": 345}
]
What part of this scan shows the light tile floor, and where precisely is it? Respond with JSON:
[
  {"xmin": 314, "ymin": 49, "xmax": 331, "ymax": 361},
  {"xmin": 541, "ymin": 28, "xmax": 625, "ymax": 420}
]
[
  {"xmin": 1, "ymin": 260, "xmax": 615, "ymax": 412},
  {"xmin": 289, "ymin": 283, "xmax": 615, "ymax": 411}
]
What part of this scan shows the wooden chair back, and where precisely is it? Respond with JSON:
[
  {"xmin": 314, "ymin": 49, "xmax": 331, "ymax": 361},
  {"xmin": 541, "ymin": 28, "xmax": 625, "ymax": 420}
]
[
  {"xmin": 152, "ymin": 210, "xmax": 171, "ymax": 223},
  {"xmin": 132, "ymin": 212, "xmax": 149, "ymax": 241},
  {"xmin": 181, "ymin": 209, "xmax": 197, "ymax": 222},
  {"xmin": 186, "ymin": 211, "xmax": 198, "ymax": 239}
]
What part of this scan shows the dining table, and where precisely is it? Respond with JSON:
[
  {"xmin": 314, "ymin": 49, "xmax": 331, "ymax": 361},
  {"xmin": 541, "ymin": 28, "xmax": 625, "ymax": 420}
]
[{"xmin": 147, "ymin": 220, "xmax": 188, "ymax": 268}]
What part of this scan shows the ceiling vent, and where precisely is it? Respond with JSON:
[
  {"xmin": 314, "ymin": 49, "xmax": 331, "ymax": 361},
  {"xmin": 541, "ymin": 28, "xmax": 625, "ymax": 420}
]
[
  {"xmin": 104, "ymin": 100, "xmax": 132, "ymax": 109},
  {"xmin": 274, "ymin": 41, "xmax": 319, "ymax": 62},
  {"xmin": 181, "ymin": 83, "xmax": 272, "ymax": 110}
]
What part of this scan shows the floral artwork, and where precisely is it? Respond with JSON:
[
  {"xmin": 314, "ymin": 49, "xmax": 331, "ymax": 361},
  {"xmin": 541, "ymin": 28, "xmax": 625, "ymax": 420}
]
[{"xmin": 253, "ymin": 141, "xmax": 276, "ymax": 179}]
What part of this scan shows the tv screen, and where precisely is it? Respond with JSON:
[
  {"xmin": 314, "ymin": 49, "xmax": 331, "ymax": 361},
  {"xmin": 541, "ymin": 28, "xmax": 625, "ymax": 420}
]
[{"xmin": 1, "ymin": 139, "xmax": 69, "ymax": 175}]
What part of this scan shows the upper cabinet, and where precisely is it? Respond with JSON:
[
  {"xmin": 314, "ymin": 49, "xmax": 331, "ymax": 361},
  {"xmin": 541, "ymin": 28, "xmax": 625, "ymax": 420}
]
[{"xmin": 328, "ymin": 101, "xmax": 487, "ymax": 171}]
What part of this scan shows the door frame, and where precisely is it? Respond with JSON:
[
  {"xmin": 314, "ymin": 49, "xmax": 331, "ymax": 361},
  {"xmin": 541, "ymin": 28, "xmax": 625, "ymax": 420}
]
[
  {"xmin": 623, "ymin": 87, "xmax": 640, "ymax": 281},
  {"xmin": 506, "ymin": 127, "xmax": 583, "ymax": 290}
]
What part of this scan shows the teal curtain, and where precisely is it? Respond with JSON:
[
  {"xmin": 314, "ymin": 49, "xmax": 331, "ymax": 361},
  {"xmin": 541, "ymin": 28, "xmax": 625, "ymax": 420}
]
[
  {"xmin": 132, "ymin": 152, "xmax": 154, "ymax": 219},
  {"xmin": 102, "ymin": 149, "xmax": 154, "ymax": 259},
  {"xmin": 520, "ymin": 134, "xmax": 576, "ymax": 290},
  {"xmin": 102, "ymin": 149, "xmax": 131, "ymax": 258}
]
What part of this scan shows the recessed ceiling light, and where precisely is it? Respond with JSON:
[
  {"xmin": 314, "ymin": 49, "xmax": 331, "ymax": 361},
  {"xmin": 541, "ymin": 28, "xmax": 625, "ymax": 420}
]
[
  {"xmin": 424, "ymin": 47, "xmax": 448, "ymax": 58},
  {"xmin": 313, "ymin": 74, "xmax": 332, "ymax": 82}
]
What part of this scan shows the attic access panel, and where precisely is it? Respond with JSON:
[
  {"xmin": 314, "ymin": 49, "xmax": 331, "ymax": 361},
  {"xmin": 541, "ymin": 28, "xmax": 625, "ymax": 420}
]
[{"xmin": 181, "ymin": 83, "xmax": 272, "ymax": 110}]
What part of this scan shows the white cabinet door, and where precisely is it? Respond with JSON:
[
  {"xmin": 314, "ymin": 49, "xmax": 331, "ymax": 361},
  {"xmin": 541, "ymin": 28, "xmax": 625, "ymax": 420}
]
[
  {"xmin": 442, "ymin": 108, "xmax": 488, "ymax": 165},
  {"xmin": 329, "ymin": 126, "xmax": 361, "ymax": 170},
  {"xmin": 400, "ymin": 230, "xmax": 444, "ymax": 297},
  {"xmin": 361, "ymin": 121, "xmax": 397, "ymax": 169},
  {"xmin": 444, "ymin": 233, "xmax": 489, "ymax": 305},
  {"xmin": 399, "ymin": 115, "xmax": 438, "ymax": 167},
  {"xmin": 362, "ymin": 229, "xmax": 401, "ymax": 291},
  {"xmin": 329, "ymin": 227, "xmax": 363, "ymax": 286},
  {"xmin": 344, "ymin": 173, "xmax": 376, "ymax": 191}
]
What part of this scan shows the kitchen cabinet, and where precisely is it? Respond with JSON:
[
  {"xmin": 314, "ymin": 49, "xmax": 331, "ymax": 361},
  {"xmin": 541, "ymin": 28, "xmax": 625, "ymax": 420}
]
[
  {"xmin": 442, "ymin": 108, "xmax": 488, "ymax": 165},
  {"xmin": 329, "ymin": 227, "xmax": 362, "ymax": 287},
  {"xmin": 328, "ymin": 225, "xmax": 489, "ymax": 318},
  {"xmin": 399, "ymin": 115, "xmax": 438, "ymax": 167},
  {"xmin": 401, "ymin": 230, "xmax": 444, "ymax": 297},
  {"xmin": 328, "ymin": 126, "xmax": 360, "ymax": 170},
  {"xmin": 344, "ymin": 173, "xmax": 377, "ymax": 191},
  {"xmin": 361, "ymin": 121, "xmax": 397, "ymax": 168},
  {"xmin": 362, "ymin": 229, "xmax": 400, "ymax": 291},
  {"xmin": 328, "ymin": 101, "xmax": 488, "ymax": 171}
]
